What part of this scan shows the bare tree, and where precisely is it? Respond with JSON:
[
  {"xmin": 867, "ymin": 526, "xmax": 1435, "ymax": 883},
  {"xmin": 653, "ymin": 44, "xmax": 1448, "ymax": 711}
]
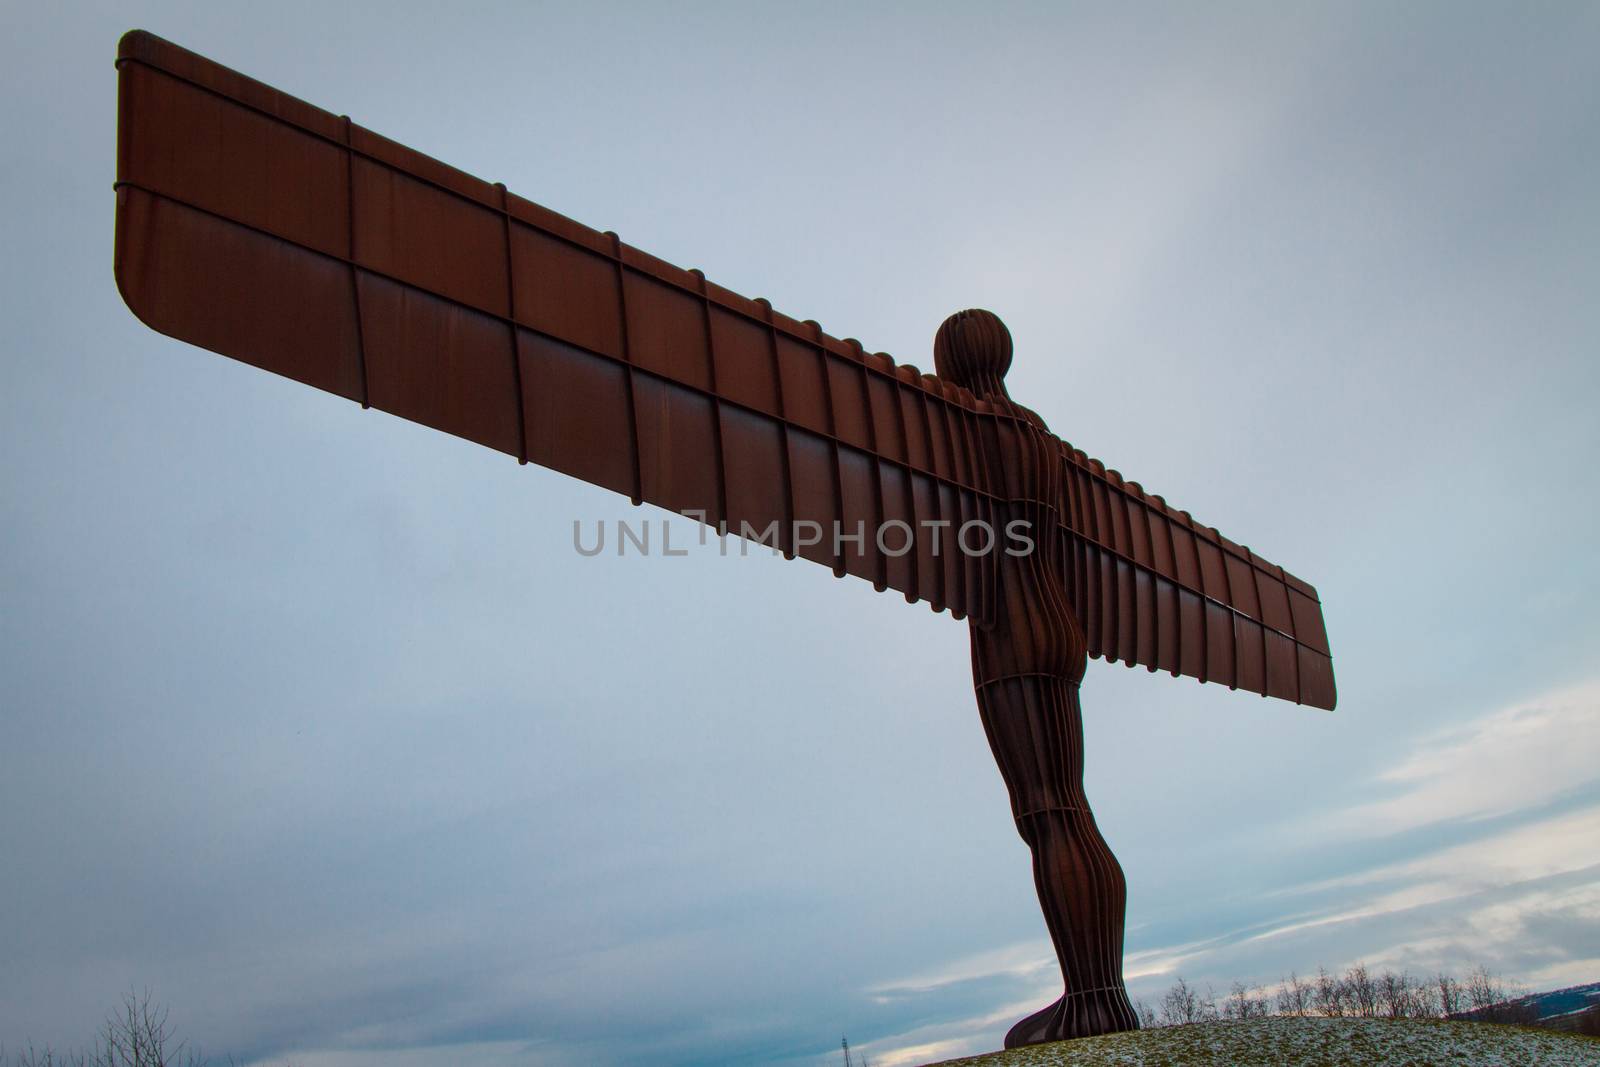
[
  {"xmin": 1465, "ymin": 965, "xmax": 1501, "ymax": 1015},
  {"xmin": 1222, "ymin": 982, "xmax": 1271, "ymax": 1021},
  {"xmin": 1223, "ymin": 982, "xmax": 1248, "ymax": 1021},
  {"xmin": 1159, "ymin": 977, "xmax": 1210, "ymax": 1026},
  {"xmin": 2, "ymin": 992, "xmax": 219, "ymax": 1067},
  {"xmin": 1345, "ymin": 963, "xmax": 1379, "ymax": 1018},
  {"xmin": 1377, "ymin": 971, "xmax": 1415, "ymax": 1019},
  {"xmin": 1313, "ymin": 966, "xmax": 1346, "ymax": 1018},
  {"xmin": 97, "ymin": 991, "xmax": 206, "ymax": 1067},
  {"xmin": 1133, "ymin": 999, "xmax": 1158, "ymax": 1030},
  {"xmin": 1458, "ymin": 966, "xmax": 1542, "ymax": 1026},
  {"xmin": 1275, "ymin": 972, "xmax": 1311, "ymax": 1017},
  {"xmin": 1435, "ymin": 972, "xmax": 1463, "ymax": 1018},
  {"xmin": 1407, "ymin": 977, "xmax": 1439, "ymax": 1019}
]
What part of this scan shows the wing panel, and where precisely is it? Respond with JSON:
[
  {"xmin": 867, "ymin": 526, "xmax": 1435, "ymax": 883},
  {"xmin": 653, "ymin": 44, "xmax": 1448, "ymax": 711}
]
[
  {"xmin": 709, "ymin": 306, "xmax": 782, "ymax": 418},
  {"xmin": 878, "ymin": 460, "xmax": 918, "ymax": 598},
  {"xmin": 623, "ymin": 272, "xmax": 712, "ymax": 392},
  {"xmin": 119, "ymin": 58, "xmax": 347, "ymax": 259},
  {"xmin": 1233, "ymin": 616, "xmax": 1267, "ymax": 696},
  {"xmin": 1177, "ymin": 588, "xmax": 1206, "ymax": 680},
  {"xmin": 356, "ymin": 274, "xmax": 522, "ymax": 456},
  {"xmin": 633, "ymin": 374, "xmax": 720, "ymax": 519},
  {"xmin": 720, "ymin": 405, "xmax": 788, "ymax": 549},
  {"xmin": 116, "ymin": 187, "xmax": 366, "ymax": 402},
  {"xmin": 868, "ymin": 373, "xmax": 904, "ymax": 465},
  {"xmin": 351, "ymin": 154, "xmax": 508, "ymax": 318},
  {"xmin": 1298, "ymin": 647, "xmax": 1337, "ymax": 709},
  {"xmin": 786, "ymin": 428, "xmax": 842, "ymax": 572},
  {"xmin": 1205, "ymin": 600, "xmax": 1237, "ymax": 688},
  {"xmin": 509, "ymin": 225, "xmax": 625, "ymax": 361},
  {"xmin": 837, "ymin": 445, "xmax": 881, "ymax": 585},
  {"xmin": 1290, "ymin": 587, "xmax": 1331, "ymax": 656},
  {"xmin": 1133, "ymin": 567, "xmax": 1157, "ymax": 669},
  {"xmin": 826, "ymin": 357, "xmax": 874, "ymax": 453},
  {"xmin": 909, "ymin": 471, "xmax": 944, "ymax": 610},
  {"xmin": 521, "ymin": 333, "xmax": 635, "ymax": 499}
]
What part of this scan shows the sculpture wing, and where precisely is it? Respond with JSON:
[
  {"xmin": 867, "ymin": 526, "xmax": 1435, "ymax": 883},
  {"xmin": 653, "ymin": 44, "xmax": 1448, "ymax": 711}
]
[
  {"xmin": 1055, "ymin": 441, "xmax": 1336, "ymax": 709},
  {"xmin": 113, "ymin": 31, "xmax": 1002, "ymax": 621}
]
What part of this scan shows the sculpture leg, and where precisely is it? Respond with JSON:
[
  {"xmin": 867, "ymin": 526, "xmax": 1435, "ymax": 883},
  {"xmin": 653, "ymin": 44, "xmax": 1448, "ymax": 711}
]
[{"xmin": 975, "ymin": 672, "xmax": 1138, "ymax": 1046}]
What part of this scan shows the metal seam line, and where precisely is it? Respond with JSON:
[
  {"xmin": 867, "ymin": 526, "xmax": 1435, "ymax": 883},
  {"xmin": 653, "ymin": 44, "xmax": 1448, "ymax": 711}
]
[
  {"xmin": 756, "ymin": 297, "xmax": 798, "ymax": 561},
  {"xmin": 691, "ymin": 269, "xmax": 730, "ymax": 534},
  {"xmin": 495, "ymin": 182, "xmax": 529, "ymax": 465},
  {"xmin": 847, "ymin": 339, "xmax": 890, "ymax": 593},
  {"xmin": 606, "ymin": 231, "xmax": 645, "ymax": 506},
  {"xmin": 339, "ymin": 115, "xmax": 370, "ymax": 410},
  {"xmin": 807, "ymin": 319, "xmax": 848, "ymax": 579}
]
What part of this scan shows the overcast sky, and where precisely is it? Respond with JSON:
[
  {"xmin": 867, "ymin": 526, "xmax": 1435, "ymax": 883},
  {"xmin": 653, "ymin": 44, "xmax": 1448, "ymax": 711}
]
[{"xmin": 3, "ymin": 3, "xmax": 1598, "ymax": 1065}]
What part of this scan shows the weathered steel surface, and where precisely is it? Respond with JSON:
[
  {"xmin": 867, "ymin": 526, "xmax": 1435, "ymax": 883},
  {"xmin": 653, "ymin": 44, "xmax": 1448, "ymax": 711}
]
[{"xmin": 113, "ymin": 29, "xmax": 1338, "ymax": 1045}]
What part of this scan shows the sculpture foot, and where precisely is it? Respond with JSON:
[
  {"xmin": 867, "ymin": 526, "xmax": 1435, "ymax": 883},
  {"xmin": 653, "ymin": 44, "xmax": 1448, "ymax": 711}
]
[{"xmin": 1003, "ymin": 987, "xmax": 1139, "ymax": 1048}]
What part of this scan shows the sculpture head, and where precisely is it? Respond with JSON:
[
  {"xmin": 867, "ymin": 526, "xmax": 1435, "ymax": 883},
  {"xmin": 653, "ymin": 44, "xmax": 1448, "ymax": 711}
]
[{"xmin": 935, "ymin": 308, "xmax": 1013, "ymax": 399}]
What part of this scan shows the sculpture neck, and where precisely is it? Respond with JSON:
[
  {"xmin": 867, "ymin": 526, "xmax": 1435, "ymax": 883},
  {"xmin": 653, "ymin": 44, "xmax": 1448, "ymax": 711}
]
[{"xmin": 964, "ymin": 375, "xmax": 1011, "ymax": 403}]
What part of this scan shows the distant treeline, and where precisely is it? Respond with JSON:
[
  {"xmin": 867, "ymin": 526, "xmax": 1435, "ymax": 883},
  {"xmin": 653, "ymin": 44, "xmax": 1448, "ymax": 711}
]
[{"xmin": 1137, "ymin": 964, "xmax": 1600, "ymax": 1036}]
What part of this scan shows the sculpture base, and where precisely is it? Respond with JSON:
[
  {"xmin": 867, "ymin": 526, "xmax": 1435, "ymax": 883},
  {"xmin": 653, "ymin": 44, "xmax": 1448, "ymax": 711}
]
[{"xmin": 1004, "ymin": 986, "xmax": 1139, "ymax": 1048}]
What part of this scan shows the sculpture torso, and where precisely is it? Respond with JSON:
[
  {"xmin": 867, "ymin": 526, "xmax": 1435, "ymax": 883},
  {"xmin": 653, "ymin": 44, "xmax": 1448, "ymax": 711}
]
[{"xmin": 971, "ymin": 397, "xmax": 1088, "ymax": 690}]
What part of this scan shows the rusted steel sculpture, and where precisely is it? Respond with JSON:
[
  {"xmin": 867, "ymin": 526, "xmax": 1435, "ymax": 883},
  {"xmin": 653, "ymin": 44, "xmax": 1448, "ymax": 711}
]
[{"xmin": 113, "ymin": 31, "xmax": 1335, "ymax": 1047}]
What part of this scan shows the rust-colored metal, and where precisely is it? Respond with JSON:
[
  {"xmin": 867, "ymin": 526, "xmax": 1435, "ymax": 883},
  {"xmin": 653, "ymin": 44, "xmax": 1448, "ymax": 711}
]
[{"xmin": 112, "ymin": 30, "xmax": 1336, "ymax": 1047}]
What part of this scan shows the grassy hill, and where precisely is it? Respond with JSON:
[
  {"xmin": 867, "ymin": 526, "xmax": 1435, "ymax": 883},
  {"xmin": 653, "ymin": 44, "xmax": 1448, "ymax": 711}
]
[{"xmin": 924, "ymin": 1016, "xmax": 1600, "ymax": 1066}]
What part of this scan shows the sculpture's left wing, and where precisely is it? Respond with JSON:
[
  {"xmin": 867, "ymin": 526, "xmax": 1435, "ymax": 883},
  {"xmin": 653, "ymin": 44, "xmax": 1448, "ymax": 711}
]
[
  {"xmin": 113, "ymin": 31, "xmax": 1003, "ymax": 624},
  {"xmin": 1055, "ymin": 441, "xmax": 1335, "ymax": 710}
]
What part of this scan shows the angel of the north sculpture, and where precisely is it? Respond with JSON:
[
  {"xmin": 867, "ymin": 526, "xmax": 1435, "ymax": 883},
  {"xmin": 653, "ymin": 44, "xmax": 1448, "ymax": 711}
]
[{"xmin": 112, "ymin": 31, "xmax": 1335, "ymax": 1048}]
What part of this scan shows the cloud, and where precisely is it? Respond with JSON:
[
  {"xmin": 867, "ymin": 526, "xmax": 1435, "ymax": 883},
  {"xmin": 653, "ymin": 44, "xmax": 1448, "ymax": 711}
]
[
  {"xmin": 1244, "ymin": 805, "xmax": 1600, "ymax": 948},
  {"xmin": 867, "ymin": 942, "xmax": 1055, "ymax": 998},
  {"xmin": 1329, "ymin": 679, "xmax": 1600, "ymax": 835}
]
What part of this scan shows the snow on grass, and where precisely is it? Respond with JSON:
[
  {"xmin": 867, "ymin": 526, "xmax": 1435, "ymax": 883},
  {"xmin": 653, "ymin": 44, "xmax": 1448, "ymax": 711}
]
[{"xmin": 924, "ymin": 1016, "xmax": 1600, "ymax": 1066}]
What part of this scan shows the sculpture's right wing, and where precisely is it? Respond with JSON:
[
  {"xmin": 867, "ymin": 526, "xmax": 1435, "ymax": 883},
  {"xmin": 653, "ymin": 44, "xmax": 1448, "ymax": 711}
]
[
  {"xmin": 1055, "ymin": 441, "xmax": 1336, "ymax": 710},
  {"xmin": 113, "ymin": 31, "xmax": 1001, "ymax": 622}
]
